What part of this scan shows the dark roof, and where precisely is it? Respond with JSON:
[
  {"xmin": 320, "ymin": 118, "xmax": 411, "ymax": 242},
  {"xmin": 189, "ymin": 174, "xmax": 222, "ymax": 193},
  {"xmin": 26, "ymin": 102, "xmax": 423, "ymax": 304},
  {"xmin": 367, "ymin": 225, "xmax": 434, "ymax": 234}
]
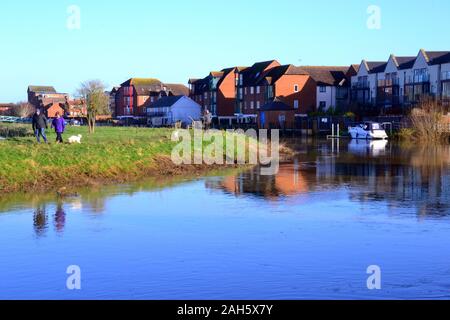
[
  {"xmin": 148, "ymin": 96, "xmax": 184, "ymax": 108},
  {"xmin": 260, "ymin": 100, "xmax": 292, "ymax": 111},
  {"xmin": 28, "ymin": 86, "xmax": 57, "ymax": 93},
  {"xmin": 425, "ymin": 51, "xmax": 450, "ymax": 65},
  {"xmin": 241, "ymin": 60, "xmax": 280, "ymax": 86},
  {"xmin": 165, "ymin": 84, "xmax": 189, "ymax": 96},
  {"xmin": 299, "ymin": 66, "xmax": 349, "ymax": 86},
  {"xmin": 394, "ymin": 56, "xmax": 416, "ymax": 70},
  {"xmin": 366, "ymin": 61, "xmax": 387, "ymax": 73}
]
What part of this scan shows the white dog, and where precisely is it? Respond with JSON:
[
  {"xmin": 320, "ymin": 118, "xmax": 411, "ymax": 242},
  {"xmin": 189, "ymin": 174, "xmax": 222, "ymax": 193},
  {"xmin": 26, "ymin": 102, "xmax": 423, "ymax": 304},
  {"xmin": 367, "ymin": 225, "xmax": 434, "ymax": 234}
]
[{"xmin": 68, "ymin": 134, "xmax": 83, "ymax": 144}]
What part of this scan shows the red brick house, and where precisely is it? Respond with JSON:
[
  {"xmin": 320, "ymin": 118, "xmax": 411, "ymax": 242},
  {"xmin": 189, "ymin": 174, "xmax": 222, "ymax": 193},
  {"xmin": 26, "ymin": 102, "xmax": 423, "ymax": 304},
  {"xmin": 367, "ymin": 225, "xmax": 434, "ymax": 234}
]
[
  {"xmin": 115, "ymin": 78, "xmax": 189, "ymax": 117},
  {"xmin": 28, "ymin": 86, "xmax": 69, "ymax": 114},
  {"xmin": 0, "ymin": 103, "xmax": 15, "ymax": 115},
  {"xmin": 237, "ymin": 61, "xmax": 317, "ymax": 118},
  {"xmin": 189, "ymin": 67, "xmax": 247, "ymax": 117},
  {"xmin": 190, "ymin": 60, "xmax": 317, "ymax": 126}
]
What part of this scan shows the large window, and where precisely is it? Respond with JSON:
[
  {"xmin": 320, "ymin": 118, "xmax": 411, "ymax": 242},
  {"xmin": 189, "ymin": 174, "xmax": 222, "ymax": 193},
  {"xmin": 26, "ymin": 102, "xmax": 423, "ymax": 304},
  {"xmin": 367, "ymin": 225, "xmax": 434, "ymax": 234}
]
[
  {"xmin": 413, "ymin": 68, "xmax": 429, "ymax": 83},
  {"xmin": 319, "ymin": 86, "xmax": 327, "ymax": 93},
  {"xmin": 443, "ymin": 82, "xmax": 450, "ymax": 98}
]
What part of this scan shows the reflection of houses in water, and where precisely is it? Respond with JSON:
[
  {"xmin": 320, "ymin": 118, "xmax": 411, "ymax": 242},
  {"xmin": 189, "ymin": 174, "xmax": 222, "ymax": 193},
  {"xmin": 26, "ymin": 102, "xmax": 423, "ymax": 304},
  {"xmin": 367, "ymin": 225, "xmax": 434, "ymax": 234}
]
[
  {"xmin": 317, "ymin": 144, "xmax": 450, "ymax": 216},
  {"xmin": 208, "ymin": 141, "xmax": 450, "ymax": 216},
  {"xmin": 207, "ymin": 161, "xmax": 310, "ymax": 200}
]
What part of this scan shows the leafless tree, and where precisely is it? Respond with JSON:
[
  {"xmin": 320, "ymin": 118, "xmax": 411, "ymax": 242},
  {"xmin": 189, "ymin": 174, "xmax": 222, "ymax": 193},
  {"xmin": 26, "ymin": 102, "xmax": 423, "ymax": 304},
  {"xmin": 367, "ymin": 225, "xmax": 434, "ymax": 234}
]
[{"xmin": 76, "ymin": 80, "xmax": 110, "ymax": 134}]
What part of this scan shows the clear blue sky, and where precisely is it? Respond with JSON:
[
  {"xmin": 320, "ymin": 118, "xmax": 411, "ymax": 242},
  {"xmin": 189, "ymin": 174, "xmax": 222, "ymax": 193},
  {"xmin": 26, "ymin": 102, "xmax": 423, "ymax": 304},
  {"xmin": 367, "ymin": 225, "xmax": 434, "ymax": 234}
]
[{"xmin": 0, "ymin": 0, "xmax": 449, "ymax": 102}]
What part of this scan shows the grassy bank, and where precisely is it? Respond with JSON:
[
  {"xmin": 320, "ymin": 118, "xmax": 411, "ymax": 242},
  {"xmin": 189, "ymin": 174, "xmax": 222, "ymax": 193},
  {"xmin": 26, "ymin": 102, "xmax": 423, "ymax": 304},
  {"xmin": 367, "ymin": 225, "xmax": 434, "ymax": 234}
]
[{"xmin": 0, "ymin": 125, "xmax": 249, "ymax": 194}]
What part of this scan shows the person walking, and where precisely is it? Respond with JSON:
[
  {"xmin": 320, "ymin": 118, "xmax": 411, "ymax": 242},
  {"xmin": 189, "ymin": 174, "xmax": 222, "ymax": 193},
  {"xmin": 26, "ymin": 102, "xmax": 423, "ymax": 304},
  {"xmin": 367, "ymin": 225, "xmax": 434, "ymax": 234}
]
[
  {"xmin": 51, "ymin": 112, "xmax": 66, "ymax": 143},
  {"xmin": 32, "ymin": 109, "xmax": 48, "ymax": 143}
]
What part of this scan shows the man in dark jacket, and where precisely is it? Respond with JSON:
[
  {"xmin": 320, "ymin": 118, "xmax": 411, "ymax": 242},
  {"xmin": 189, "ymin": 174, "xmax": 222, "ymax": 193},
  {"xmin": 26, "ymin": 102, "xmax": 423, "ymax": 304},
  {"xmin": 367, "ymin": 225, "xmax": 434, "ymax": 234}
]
[{"xmin": 32, "ymin": 109, "xmax": 48, "ymax": 143}]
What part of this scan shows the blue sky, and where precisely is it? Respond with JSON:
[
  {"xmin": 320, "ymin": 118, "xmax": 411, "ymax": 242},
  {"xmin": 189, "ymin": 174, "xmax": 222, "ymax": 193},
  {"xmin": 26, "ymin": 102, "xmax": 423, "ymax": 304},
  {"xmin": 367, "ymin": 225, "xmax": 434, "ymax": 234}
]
[{"xmin": 0, "ymin": 0, "xmax": 449, "ymax": 102}]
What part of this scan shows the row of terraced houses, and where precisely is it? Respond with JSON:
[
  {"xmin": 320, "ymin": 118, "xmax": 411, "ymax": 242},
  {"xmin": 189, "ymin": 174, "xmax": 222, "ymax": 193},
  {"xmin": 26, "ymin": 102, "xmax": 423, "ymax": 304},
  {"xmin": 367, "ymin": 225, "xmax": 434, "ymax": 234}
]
[
  {"xmin": 187, "ymin": 50, "xmax": 450, "ymax": 126},
  {"xmin": 23, "ymin": 49, "xmax": 449, "ymax": 128}
]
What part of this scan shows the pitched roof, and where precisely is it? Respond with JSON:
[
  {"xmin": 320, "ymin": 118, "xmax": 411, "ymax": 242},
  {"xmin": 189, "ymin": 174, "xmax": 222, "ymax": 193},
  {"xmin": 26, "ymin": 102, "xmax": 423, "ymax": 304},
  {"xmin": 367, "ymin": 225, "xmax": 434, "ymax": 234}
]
[
  {"xmin": 260, "ymin": 99, "xmax": 292, "ymax": 111},
  {"xmin": 299, "ymin": 66, "xmax": 349, "ymax": 86},
  {"xmin": 241, "ymin": 60, "xmax": 280, "ymax": 86},
  {"xmin": 366, "ymin": 61, "xmax": 387, "ymax": 73},
  {"xmin": 393, "ymin": 56, "xmax": 416, "ymax": 70},
  {"xmin": 258, "ymin": 65, "xmax": 309, "ymax": 85},
  {"xmin": 147, "ymin": 95, "xmax": 184, "ymax": 108},
  {"xmin": 28, "ymin": 86, "xmax": 57, "ymax": 93},
  {"xmin": 121, "ymin": 78, "xmax": 162, "ymax": 87},
  {"xmin": 424, "ymin": 51, "xmax": 450, "ymax": 65},
  {"xmin": 165, "ymin": 84, "xmax": 189, "ymax": 96}
]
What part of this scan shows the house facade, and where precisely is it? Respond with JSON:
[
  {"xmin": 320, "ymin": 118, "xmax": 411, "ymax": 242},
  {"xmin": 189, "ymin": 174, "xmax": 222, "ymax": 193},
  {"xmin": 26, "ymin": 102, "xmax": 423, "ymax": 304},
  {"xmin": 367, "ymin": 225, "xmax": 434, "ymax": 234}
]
[
  {"xmin": 190, "ymin": 60, "xmax": 318, "ymax": 125},
  {"xmin": 27, "ymin": 86, "xmax": 69, "ymax": 115},
  {"xmin": 189, "ymin": 67, "xmax": 246, "ymax": 117},
  {"xmin": 115, "ymin": 78, "xmax": 189, "ymax": 117},
  {"xmin": 351, "ymin": 50, "xmax": 450, "ymax": 114},
  {"xmin": 299, "ymin": 65, "xmax": 358, "ymax": 112},
  {"xmin": 146, "ymin": 95, "xmax": 201, "ymax": 127}
]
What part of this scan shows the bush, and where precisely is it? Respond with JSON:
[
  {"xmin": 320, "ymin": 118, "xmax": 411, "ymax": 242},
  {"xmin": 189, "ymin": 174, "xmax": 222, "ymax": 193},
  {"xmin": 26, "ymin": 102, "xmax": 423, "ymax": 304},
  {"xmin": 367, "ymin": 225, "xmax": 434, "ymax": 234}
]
[
  {"xmin": 0, "ymin": 124, "xmax": 34, "ymax": 138},
  {"xmin": 409, "ymin": 98, "xmax": 448, "ymax": 142}
]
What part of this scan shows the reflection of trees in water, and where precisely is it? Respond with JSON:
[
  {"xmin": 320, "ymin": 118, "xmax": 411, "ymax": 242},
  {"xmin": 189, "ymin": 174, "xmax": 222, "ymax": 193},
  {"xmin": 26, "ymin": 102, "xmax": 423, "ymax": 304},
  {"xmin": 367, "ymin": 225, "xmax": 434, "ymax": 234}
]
[{"xmin": 209, "ymin": 142, "xmax": 450, "ymax": 216}]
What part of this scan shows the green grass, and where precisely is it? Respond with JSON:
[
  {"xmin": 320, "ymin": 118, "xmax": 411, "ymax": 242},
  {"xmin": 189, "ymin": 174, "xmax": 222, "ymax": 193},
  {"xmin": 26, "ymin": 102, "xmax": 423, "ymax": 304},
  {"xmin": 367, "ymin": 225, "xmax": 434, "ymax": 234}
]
[
  {"xmin": 0, "ymin": 126, "xmax": 188, "ymax": 193},
  {"xmin": 0, "ymin": 125, "xmax": 254, "ymax": 193}
]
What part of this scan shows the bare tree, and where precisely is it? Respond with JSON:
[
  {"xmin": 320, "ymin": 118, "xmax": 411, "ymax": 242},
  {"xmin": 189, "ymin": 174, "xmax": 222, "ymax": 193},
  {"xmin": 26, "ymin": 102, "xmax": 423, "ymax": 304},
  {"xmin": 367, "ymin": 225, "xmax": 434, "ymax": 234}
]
[
  {"xmin": 11, "ymin": 102, "xmax": 35, "ymax": 118},
  {"xmin": 76, "ymin": 80, "xmax": 110, "ymax": 134}
]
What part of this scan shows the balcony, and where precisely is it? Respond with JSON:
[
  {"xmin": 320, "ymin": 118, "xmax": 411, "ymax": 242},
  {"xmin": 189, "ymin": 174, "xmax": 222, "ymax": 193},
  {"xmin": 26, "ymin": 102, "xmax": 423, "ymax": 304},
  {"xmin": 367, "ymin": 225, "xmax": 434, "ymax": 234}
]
[
  {"xmin": 405, "ymin": 74, "xmax": 430, "ymax": 85},
  {"xmin": 378, "ymin": 78, "xmax": 399, "ymax": 87},
  {"xmin": 442, "ymin": 71, "xmax": 450, "ymax": 81},
  {"xmin": 352, "ymin": 81, "xmax": 370, "ymax": 89}
]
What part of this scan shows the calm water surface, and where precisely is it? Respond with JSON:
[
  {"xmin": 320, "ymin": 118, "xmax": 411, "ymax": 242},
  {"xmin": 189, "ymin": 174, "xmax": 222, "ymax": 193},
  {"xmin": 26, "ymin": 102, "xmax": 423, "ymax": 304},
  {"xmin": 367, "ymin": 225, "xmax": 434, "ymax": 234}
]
[{"xmin": 1, "ymin": 139, "xmax": 450, "ymax": 300}]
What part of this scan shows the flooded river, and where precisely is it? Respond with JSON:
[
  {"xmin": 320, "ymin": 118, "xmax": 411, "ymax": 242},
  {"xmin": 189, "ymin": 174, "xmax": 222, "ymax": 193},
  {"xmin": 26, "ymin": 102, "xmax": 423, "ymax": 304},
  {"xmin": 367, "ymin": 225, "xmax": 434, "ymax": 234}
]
[{"xmin": 1, "ymin": 139, "xmax": 449, "ymax": 299}]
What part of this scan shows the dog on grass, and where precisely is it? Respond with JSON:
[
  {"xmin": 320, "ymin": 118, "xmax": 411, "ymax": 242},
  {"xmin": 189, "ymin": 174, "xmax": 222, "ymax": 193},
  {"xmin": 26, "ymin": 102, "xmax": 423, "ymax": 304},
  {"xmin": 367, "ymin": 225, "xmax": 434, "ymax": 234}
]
[{"xmin": 68, "ymin": 134, "xmax": 83, "ymax": 144}]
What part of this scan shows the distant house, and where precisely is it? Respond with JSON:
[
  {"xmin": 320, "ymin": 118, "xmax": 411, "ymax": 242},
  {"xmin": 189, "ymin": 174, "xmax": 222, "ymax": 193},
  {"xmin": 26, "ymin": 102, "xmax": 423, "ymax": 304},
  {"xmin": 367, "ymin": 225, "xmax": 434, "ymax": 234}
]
[
  {"xmin": 0, "ymin": 103, "xmax": 15, "ymax": 115},
  {"xmin": 27, "ymin": 85, "xmax": 69, "ymax": 117},
  {"xmin": 299, "ymin": 65, "xmax": 358, "ymax": 112},
  {"xmin": 115, "ymin": 78, "xmax": 189, "ymax": 117},
  {"xmin": 146, "ymin": 96, "xmax": 201, "ymax": 127},
  {"xmin": 258, "ymin": 99, "xmax": 296, "ymax": 129}
]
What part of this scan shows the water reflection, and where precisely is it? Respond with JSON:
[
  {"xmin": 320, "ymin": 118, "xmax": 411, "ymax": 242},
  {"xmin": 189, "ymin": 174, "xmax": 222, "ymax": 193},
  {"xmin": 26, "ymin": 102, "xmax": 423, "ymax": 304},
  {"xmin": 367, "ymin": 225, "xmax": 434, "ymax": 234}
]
[
  {"xmin": 208, "ymin": 140, "xmax": 450, "ymax": 217},
  {"xmin": 33, "ymin": 205, "xmax": 48, "ymax": 237},
  {"xmin": 54, "ymin": 203, "xmax": 66, "ymax": 233}
]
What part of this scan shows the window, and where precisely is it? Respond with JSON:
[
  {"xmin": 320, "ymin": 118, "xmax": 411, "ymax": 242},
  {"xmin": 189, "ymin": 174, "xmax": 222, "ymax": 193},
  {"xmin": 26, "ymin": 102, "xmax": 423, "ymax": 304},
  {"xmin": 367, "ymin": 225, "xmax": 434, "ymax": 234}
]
[
  {"xmin": 294, "ymin": 100, "xmax": 299, "ymax": 109},
  {"xmin": 319, "ymin": 101, "xmax": 327, "ymax": 110},
  {"xmin": 250, "ymin": 101, "xmax": 254, "ymax": 109},
  {"xmin": 204, "ymin": 92, "xmax": 207, "ymax": 99},
  {"xmin": 319, "ymin": 86, "xmax": 327, "ymax": 93},
  {"xmin": 239, "ymin": 75, "xmax": 243, "ymax": 86},
  {"xmin": 251, "ymin": 87, "xmax": 255, "ymax": 94},
  {"xmin": 256, "ymin": 101, "xmax": 260, "ymax": 109},
  {"xmin": 256, "ymin": 86, "xmax": 261, "ymax": 94},
  {"xmin": 294, "ymin": 84, "xmax": 299, "ymax": 92},
  {"xmin": 244, "ymin": 87, "xmax": 247, "ymax": 95}
]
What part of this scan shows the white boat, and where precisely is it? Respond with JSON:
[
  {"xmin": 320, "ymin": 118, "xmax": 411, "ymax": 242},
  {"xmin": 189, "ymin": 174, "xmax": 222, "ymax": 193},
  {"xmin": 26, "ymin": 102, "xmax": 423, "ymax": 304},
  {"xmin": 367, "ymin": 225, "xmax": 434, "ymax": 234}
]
[{"xmin": 348, "ymin": 122, "xmax": 388, "ymax": 140}]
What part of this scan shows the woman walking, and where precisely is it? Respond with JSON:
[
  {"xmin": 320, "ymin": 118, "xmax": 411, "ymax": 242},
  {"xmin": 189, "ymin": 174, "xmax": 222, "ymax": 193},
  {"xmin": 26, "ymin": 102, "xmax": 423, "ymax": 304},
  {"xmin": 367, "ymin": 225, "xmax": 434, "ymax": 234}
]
[{"xmin": 51, "ymin": 112, "xmax": 66, "ymax": 143}]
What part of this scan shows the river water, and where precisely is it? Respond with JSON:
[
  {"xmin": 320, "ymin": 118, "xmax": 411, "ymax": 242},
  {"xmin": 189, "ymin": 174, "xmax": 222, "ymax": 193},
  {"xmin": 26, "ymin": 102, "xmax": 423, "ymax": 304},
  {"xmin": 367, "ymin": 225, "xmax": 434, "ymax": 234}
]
[{"xmin": 1, "ymin": 139, "xmax": 449, "ymax": 300}]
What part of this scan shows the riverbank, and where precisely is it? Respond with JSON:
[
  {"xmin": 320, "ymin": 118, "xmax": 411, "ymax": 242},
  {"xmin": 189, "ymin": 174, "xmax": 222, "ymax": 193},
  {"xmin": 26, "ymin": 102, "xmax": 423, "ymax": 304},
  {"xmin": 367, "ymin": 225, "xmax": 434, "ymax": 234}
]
[{"xmin": 0, "ymin": 126, "xmax": 253, "ymax": 194}]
